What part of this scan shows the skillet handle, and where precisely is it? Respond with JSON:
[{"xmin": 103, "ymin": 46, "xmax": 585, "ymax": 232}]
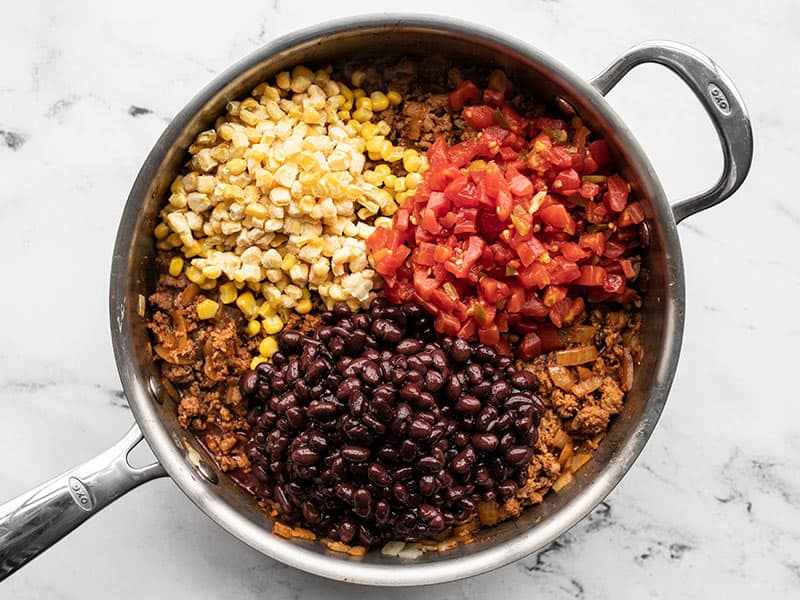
[
  {"xmin": 0, "ymin": 423, "xmax": 165, "ymax": 581},
  {"xmin": 590, "ymin": 41, "xmax": 753, "ymax": 223}
]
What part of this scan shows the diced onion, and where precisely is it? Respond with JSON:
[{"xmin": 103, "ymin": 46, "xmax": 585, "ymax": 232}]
[
  {"xmin": 621, "ymin": 348, "xmax": 634, "ymax": 392},
  {"xmin": 570, "ymin": 453, "xmax": 592, "ymax": 473},
  {"xmin": 381, "ymin": 541, "xmax": 406, "ymax": 556},
  {"xmin": 552, "ymin": 471, "xmax": 573, "ymax": 493},
  {"xmin": 555, "ymin": 345, "xmax": 599, "ymax": 366},
  {"xmin": 572, "ymin": 376, "xmax": 602, "ymax": 398},
  {"xmin": 560, "ymin": 324, "xmax": 596, "ymax": 345},
  {"xmin": 548, "ymin": 365, "xmax": 575, "ymax": 391}
]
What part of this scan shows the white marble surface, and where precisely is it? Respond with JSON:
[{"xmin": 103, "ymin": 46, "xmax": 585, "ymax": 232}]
[{"xmin": 1, "ymin": 0, "xmax": 798, "ymax": 597}]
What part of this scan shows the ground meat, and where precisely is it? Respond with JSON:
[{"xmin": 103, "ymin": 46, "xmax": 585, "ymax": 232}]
[
  {"xmin": 571, "ymin": 405, "xmax": 611, "ymax": 437},
  {"xmin": 552, "ymin": 389, "xmax": 580, "ymax": 419},
  {"xmin": 147, "ymin": 252, "xmax": 258, "ymax": 473}
]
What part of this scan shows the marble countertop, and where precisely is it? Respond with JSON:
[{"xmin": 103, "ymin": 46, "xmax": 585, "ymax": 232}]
[{"xmin": 1, "ymin": 0, "xmax": 798, "ymax": 597}]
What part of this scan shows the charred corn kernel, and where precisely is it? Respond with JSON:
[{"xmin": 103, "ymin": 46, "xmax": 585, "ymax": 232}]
[
  {"xmin": 370, "ymin": 91, "xmax": 389, "ymax": 112},
  {"xmin": 262, "ymin": 314, "xmax": 284, "ymax": 335},
  {"xmin": 168, "ymin": 257, "xmax": 184, "ymax": 277},
  {"xmin": 352, "ymin": 108, "xmax": 373, "ymax": 123},
  {"xmin": 236, "ymin": 291, "xmax": 257, "ymax": 319},
  {"xmin": 245, "ymin": 320, "xmax": 261, "ymax": 336},
  {"xmin": 250, "ymin": 355, "xmax": 268, "ymax": 369},
  {"xmin": 386, "ymin": 90, "xmax": 402, "ymax": 106},
  {"xmin": 281, "ymin": 253, "xmax": 297, "ymax": 271},
  {"xmin": 219, "ymin": 281, "xmax": 238, "ymax": 304},
  {"xmin": 185, "ymin": 266, "xmax": 206, "ymax": 285},
  {"xmin": 196, "ymin": 299, "xmax": 219, "ymax": 320},
  {"xmin": 154, "ymin": 223, "xmax": 170, "ymax": 240},
  {"xmin": 259, "ymin": 336, "xmax": 279, "ymax": 358},
  {"xmin": 355, "ymin": 97, "xmax": 372, "ymax": 112},
  {"xmin": 245, "ymin": 203, "xmax": 268, "ymax": 219},
  {"xmin": 350, "ymin": 70, "xmax": 366, "ymax": 88},
  {"xmin": 402, "ymin": 149, "xmax": 422, "ymax": 173},
  {"xmin": 295, "ymin": 297, "xmax": 312, "ymax": 314}
]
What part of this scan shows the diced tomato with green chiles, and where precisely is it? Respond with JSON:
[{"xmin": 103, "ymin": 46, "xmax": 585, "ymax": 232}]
[{"xmin": 366, "ymin": 76, "xmax": 642, "ymax": 356}]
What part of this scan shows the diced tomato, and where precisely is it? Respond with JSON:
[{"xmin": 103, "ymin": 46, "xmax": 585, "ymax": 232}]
[
  {"xmin": 537, "ymin": 323, "xmax": 564, "ymax": 351},
  {"xmin": 434, "ymin": 244, "xmax": 453, "ymax": 262},
  {"xmin": 478, "ymin": 324, "xmax": 501, "ymax": 345},
  {"xmin": 579, "ymin": 181, "xmax": 600, "ymax": 199},
  {"xmin": 519, "ymin": 262, "xmax": 551, "ymax": 289},
  {"xmin": 447, "ymin": 140, "xmax": 483, "ymax": 169},
  {"xmin": 448, "ymin": 80, "xmax": 481, "ymax": 111},
  {"xmin": 482, "ymin": 88, "xmax": 505, "ymax": 107},
  {"xmin": 547, "ymin": 257, "xmax": 580, "ymax": 285},
  {"xmin": 508, "ymin": 174, "xmax": 533, "ymax": 196},
  {"xmin": 506, "ymin": 286, "xmax": 525, "ymax": 313},
  {"xmin": 421, "ymin": 208, "xmax": 441, "ymax": 235},
  {"xmin": 416, "ymin": 242, "xmax": 436, "ymax": 266},
  {"xmin": 453, "ymin": 208, "xmax": 478, "ymax": 235},
  {"xmin": 428, "ymin": 136, "xmax": 449, "ymax": 172},
  {"xmin": 542, "ymin": 285, "xmax": 567, "ymax": 307},
  {"xmin": 552, "ymin": 168, "xmax": 581, "ymax": 194},
  {"xmin": 435, "ymin": 312, "xmax": 461, "ymax": 336},
  {"xmin": 604, "ymin": 239, "xmax": 627, "ymax": 259},
  {"xmin": 575, "ymin": 265, "xmax": 607, "ymax": 286},
  {"xmin": 372, "ymin": 245, "xmax": 410, "ymax": 276},
  {"xmin": 588, "ymin": 140, "xmax": 611, "ymax": 167},
  {"xmin": 541, "ymin": 145, "xmax": 573, "ymax": 169},
  {"xmin": 618, "ymin": 201, "xmax": 645, "ymax": 227},
  {"xmin": 579, "ymin": 232, "xmax": 606, "ymax": 256},
  {"xmin": 620, "ymin": 259, "xmax": 636, "ymax": 279},
  {"xmin": 548, "ymin": 297, "xmax": 572, "ymax": 328},
  {"xmin": 604, "ymin": 174, "xmax": 629, "ymax": 212},
  {"xmin": 518, "ymin": 332, "xmax": 543, "ymax": 359},
  {"xmin": 603, "ymin": 272, "xmax": 626, "ymax": 294},
  {"xmin": 367, "ymin": 226, "xmax": 390, "ymax": 252},
  {"xmin": 539, "ymin": 204, "xmax": 576, "ymax": 234},
  {"xmin": 521, "ymin": 292, "xmax": 549, "ymax": 318},
  {"xmin": 479, "ymin": 277, "xmax": 511, "ymax": 303},
  {"xmin": 463, "ymin": 105, "xmax": 497, "ymax": 130},
  {"xmin": 560, "ymin": 242, "xmax": 591, "ymax": 262}
]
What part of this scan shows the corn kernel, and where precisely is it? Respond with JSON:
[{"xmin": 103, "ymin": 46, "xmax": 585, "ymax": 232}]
[
  {"xmin": 370, "ymin": 91, "xmax": 389, "ymax": 112},
  {"xmin": 245, "ymin": 320, "xmax": 261, "ymax": 336},
  {"xmin": 185, "ymin": 266, "xmax": 206, "ymax": 285},
  {"xmin": 387, "ymin": 90, "xmax": 402, "ymax": 106},
  {"xmin": 258, "ymin": 301, "xmax": 276, "ymax": 318},
  {"xmin": 352, "ymin": 108, "xmax": 373, "ymax": 123},
  {"xmin": 154, "ymin": 222, "xmax": 170, "ymax": 240},
  {"xmin": 259, "ymin": 336, "xmax": 279, "ymax": 358},
  {"xmin": 166, "ymin": 233, "xmax": 182, "ymax": 248},
  {"xmin": 262, "ymin": 314, "xmax": 284, "ymax": 335},
  {"xmin": 352, "ymin": 88, "xmax": 366, "ymax": 101},
  {"xmin": 350, "ymin": 70, "xmax": 366, "ymax": 88},
  {"xmin": 168, "ymin": 257, "xmax": 184, "ymax": 277},
  {"xmin": 360, "ymin": 122, "xmax": 378, "ymax": 140},
  {"xmin": 227, "ymin": 158, "xmax": 247, "ymax": 175},
  {"xmin": 236, "ymin": 291, "xmax": 257, "ymax": 319},
  {"xmin": 374, "ymin": 164, "xmax": 391, "ymax": 178},
  {"xmin": 196, "ymin": 299, "xmax": 219, "ymax": 320},
  {"xmin": 219, "ymin": 281, "xmax": 238, "ymax": 304},
  {"xmin": 355, "ymin": 97, "xmax": 372, "ymax": 112},
  {"xmin": 245, "ymin": 203, "xmax": 268, "ymax": 219},
  {"xmin": 281, "ymin": 253, "xmax": 297, "ymax": 271},
  {"xmin": 250, "ymin": 355, "xmax": 269, "ymax": 370},
  {"xmin": 337, "ymin": 110, "xmax": 351, "ymax": 121},
  {"xmin": 295, "ymin": 298, "xmax": 312, "ymax": 314},
  {"xmin": 403, "ymin": 149, "xmax": 422, "ymax": 173},
  {"xmin": 199, "ymin": 279, "xmax": 217, "ymax": 291}
]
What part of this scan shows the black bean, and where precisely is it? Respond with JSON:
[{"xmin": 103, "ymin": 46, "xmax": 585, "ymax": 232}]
[
  {"xmin": 409, "ymin": 418, "xmax": 432, "ymax": 439},
  {"xmin": 291, "ymin": 447, "xmax": 320, "ymax": 465},
  {"xmin": 451, "ymin": 338, "xmax": 471, "ymax": 363},
  {"xmin": 511, "ymin": 370, "xmax": 537, "ymax": 391},
  {"xmin": 353, "ymin": 488, "xmax": 373, "ymax": 518},
  {"xmin": 474, "ymin": 345, "xmax": 497, "ymax": 364},
  {"xmin": 306, "ymin": 400, "xmax": 338, "ymax": 420},
  {"xmin": 424, "ymin": 370, "xmax": 445, "ymax": 392},
  {"xmin": 396, "ymin": 338, "xmax": 422, "ymax": 355},
  {"xmin": 505, "ymin": 446, "xmax": 532, "ymax": 466},
  {"xmin": 239, "ymin": 370, "xmax": 259, "ymax": 396},
  {"xmin": 341, "ymin": 445, "xmax": 370, "ymax": 462},
  {"xmin": 472, "ymin": 432, "xmax": 499, "ymax": 452},
  {"xmin": 455, "ymin": 395, "xmax": 481, "ymax": 415}
]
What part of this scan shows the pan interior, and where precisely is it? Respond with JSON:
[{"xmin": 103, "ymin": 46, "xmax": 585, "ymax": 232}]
[{"xmin": 111, "ymin": 18, "xmax": 682, "ymax": 584}]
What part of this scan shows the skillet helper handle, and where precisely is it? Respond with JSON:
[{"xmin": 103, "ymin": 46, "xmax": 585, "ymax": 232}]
[
  {"xmin": 0, "ymin": 424, "xmax": 165, "ymax": 581},
  {"xmin": 590, "ymin": 41, "xmax": 753, "ymax": 223}
]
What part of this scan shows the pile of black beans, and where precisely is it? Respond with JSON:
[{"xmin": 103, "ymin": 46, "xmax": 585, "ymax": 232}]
[{"xmin": 239, "ymin": 299, "xmax": 543, "ymax": 547}]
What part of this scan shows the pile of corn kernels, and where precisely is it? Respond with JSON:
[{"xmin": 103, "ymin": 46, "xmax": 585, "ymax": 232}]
[{"xmin": 153, "ymin": 66, "xmax": 429, "ymax": 365}]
